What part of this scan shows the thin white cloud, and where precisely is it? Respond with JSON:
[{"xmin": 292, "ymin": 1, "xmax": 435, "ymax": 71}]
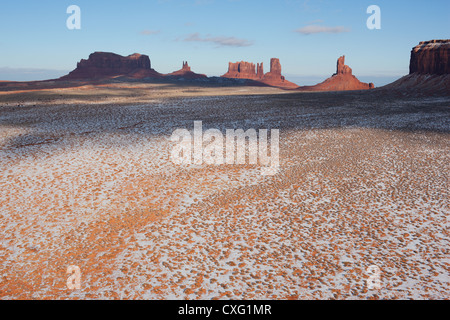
[
  {"xmin": 295, "ymin": 24, "xmax": 350, "ymax": 35},
  {"xmin": 306, "ymin": 19, "xmax": 324, "ymax": 24},
  {"xmin": 140, "ymin": 30, "xmax": 161, "ymax": 35},
  {"xmin": 183, "ymin": 33, "xmax": 253, "ymax": 47}
]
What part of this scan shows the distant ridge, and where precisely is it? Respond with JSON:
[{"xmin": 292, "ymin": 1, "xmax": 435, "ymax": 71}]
[{"xmin": 3, "ymin": 51, "xmax": 382, "ymax": 92}]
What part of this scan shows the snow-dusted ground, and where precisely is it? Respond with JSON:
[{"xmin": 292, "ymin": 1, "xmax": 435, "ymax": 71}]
[{"xmin": 0, "ymin": 92, "xmax": 449, "ymax": 299}]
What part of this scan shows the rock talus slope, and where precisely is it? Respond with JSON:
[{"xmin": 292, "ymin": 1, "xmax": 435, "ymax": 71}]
[
  {"xmin": 165, "ymin": 61, "xmax": 207, "ymax": 79},
  {"xmin": 301, "ymin": 56, "xmax": 374, "ymax": 91}
]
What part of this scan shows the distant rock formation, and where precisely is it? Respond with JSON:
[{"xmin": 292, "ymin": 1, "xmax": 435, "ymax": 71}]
[
  {"xmin": 222, "ymin": 58, "xmax": 298, "ymax": 88},
  {"xmin": 182, "ymin": 61, "xmax": 191, "ymax": 72},
  {"xmin": 260, "ymin": 58, "xmax": 298, "ymax": 88},
  {"xmin": 409, "ymin": 40, "xmax": 450, "ymax": 75},
  {"xmin": 261, "ymin": 58, "xmax": 283, "ymax": 82},
  {"xmin": 301, "ymin": 56, "xmax": 374, "ymax": 91},
  {"xmin": 165, "ymin": 61, "xmax": 207, "ymax": 79},
  {"xmin": 383, "ymin": 40, "xmax": 450, "ymax": 94},
  {"xmin": 222, "ymin": 61, "xmax": 263, "ymax": 80},
  {"xmin": 270, "ymin": 58, "xmax": 282, "ymax": 75},
  {"xmin": 61, "ymin": 52, "xmax": 162, "ymax": 80},
  {"xmin": 257, "ymin": 63, "xmax": 264, "ymax": 79},
  {"xmin": 336, "ymin": 55, "xmax": 352, "ymax": 75}
]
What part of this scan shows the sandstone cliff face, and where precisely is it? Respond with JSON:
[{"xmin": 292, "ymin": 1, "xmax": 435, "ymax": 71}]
[
  {"xmin": 165, "ymin": 61, "xmax": 207, "ymax": 79},
  {"xmin": 61, "ymin": 52, "xmax": 161, "ymax": 80},
  {"xmin": 222, "ymin": 58, "xmax": 297, "ymax": 88},
  {"xmin": 262, "ymin": 58, "xmax": 283, "ymax": 81},
  {"xmin": 382, "ymin": 40, "xmax": 450, "ymax": 94},
  {"xmin": 181, "ymin": 61, "xmax": 191, "ymax": 72},
  {"xmin": 270, "ymin": 58, "xmax": 282, "ymax": 76},
  {"xmin": 222, "ymin": 61, "xmax": 263, "ymax": 80},
  {"xmin": 261, "ymin": 58, "xmax": 298, "ymax": 88},
  {"xmin": 409, "ymin": 40, "xmax": 450, "ymax": 75},
  {"xmin": 302, "ymin": 56, "xmax": 374, "ymax": 91},
  {"xmin": 257, "ymin": 63, "xmax": 264, "ymax": 79},
  {"xmin": 336, "ymin": 55, "xmax": 352, "ymax": 75}
]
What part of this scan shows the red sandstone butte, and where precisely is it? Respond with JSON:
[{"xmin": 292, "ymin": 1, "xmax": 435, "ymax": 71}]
[
  {"xmin": 409, "ymin": 40, "xmax": 450, "ymax": 75},
  {"xmin": 383, "ymin": 39, "xmax": 450, "ymax": 94},
  {"xmin": 222, "ymin": 58, "xmax": 298, "ymax": 88},
  {"xmin": 60, "ymin": 52, "xmax": 162, "ymax": 80},
  {"xmin": 222, "ymin": 61, "xmax": 263, "ymax": 80},
  {"xmin": 165, "ymin": 61, "xmax": 207, "ymax": 79},
  {"xmin": 260, "ymin": 58, "xmax": 298, "ymax": 88},
  {"xmin": 303, "ymin": 56, "xmax": 374, "ymax": 91},
  {"xmin": 336, "ymin": 55, "xmax": 352, "ymax": 75},
  {"xmin": 257, "ymin": 63, "xmax": 264, "ymax": 80}
]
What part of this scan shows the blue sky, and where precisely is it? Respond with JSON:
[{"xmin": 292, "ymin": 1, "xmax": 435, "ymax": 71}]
[{"xmin": 0, "ymin": 0, "xmax": 449, "ymax": 85}]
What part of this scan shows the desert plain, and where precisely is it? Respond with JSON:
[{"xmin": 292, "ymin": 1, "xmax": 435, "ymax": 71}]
[{"xmin": 0, "ymin": 82, "xmax": 449, "ymax": 299}]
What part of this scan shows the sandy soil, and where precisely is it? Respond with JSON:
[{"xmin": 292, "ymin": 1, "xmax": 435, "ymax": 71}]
[
  {"xmin": 0, "ymin": 82, "xmax": 288, "ymax": 106},
  {"xmin": 0, "ymin": 84, "xmax": 449, "ymax": 299}
]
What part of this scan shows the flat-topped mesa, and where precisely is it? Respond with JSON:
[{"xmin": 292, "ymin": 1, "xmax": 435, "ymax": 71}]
[
  {"xmin": 222, "ymin": 61, "xmax": 263, "ymax": 80},
  {"xmin": 60, "ymin": 52, "xmax": 161, "ymax": 80},
  {"xmin": 409, "ymin": 39, "xmax": 450, "ymax": 75},
  {"xmin": 77, "ymin": 52, "xmax": 151, "ymax": 70}
]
